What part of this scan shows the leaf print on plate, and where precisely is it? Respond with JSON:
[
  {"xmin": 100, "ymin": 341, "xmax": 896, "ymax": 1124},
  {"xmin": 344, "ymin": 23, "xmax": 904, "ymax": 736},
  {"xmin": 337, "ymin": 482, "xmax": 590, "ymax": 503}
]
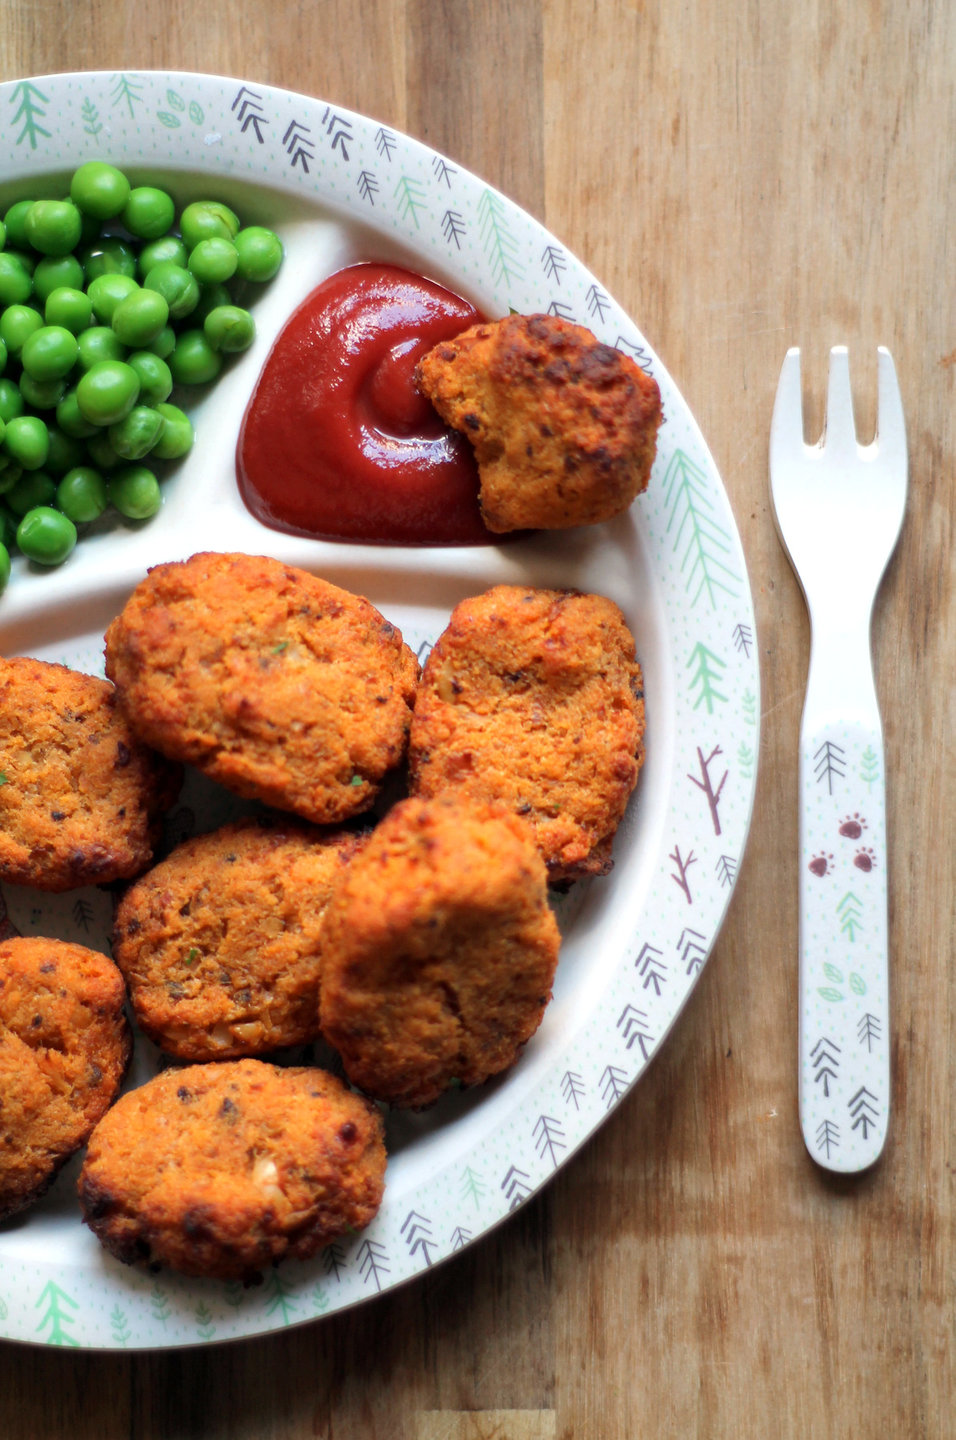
[
  {"xmin": 9, "ymin": 81, "xmax": 51, "ymax": 149},
  {"xmin": 663, "ymin": 449, "xmax": 741, "ymax": 609}
]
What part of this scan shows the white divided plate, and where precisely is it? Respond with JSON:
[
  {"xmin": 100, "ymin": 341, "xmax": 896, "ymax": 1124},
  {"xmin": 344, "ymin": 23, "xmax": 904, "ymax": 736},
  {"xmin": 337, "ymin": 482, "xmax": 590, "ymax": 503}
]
[{"xmin": 0, "ymin": 71, "xmax": 760, "ymax": 1349}]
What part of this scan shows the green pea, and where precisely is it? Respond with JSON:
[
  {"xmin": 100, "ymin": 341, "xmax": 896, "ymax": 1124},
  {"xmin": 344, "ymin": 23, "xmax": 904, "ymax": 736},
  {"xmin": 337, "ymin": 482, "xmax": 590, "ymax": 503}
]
[
  {"xmin": 191, "ymin": 283, "xmax": 232, "ymax": 325},
  {"xmin": 3, "ymin": 201, "xmax": 36, "ymax": 250},
  {"xmin": 81, "ymin": 237, "xmax": 137, "ymax": 283},
  {"xmin": 44, "ymin": 425, "xmax": 86, "ymax": 476},
  {"xmin": 32, "ymin": 254, "xmax": 85, "ymax": 303},
  {"xmin": 152, "ymin": 402, "xmax": 194, "ymax": 460},
  {"xmin": 75, "ymin": 360, "xmax": 140, "ymax": 426},
  {"xmin": 16, "ymin": 505, "xmax": 77, "ymax": 564},
  {"xmin": 122, "ymin": 187, "xmax": 175, "ymax": 241},
  {"xmin": 45, "ymin": 285, "xmax": 93, "ymax": 335},
  {"xmin": 0, "ymin": 337, "xmax": 5, "ymax": 376},
  {"xmin": 0, "ymin": 220, "xmax": 4, "ymax": 249},
  {"xmin": 203, "ymin": 304, "xmax": 256, "ymax": 354},
  {"xmin": 4, "ymin": 248, "xmax": 36, "ymax": 277},
  {"xmin": 143, "ymin": 261, "xmax": 199, "ymax": 320},
  {"xmin": 76, "ymin": 325, "xmax": 127, "ymax": 372},
  {"xmin": 0, "ymin": 541, "xmax": 9, "ymax": 594},
  {"xmin": 168, "ymin": 331, "xmax": 222, "ymax": 386},
  {"xmin": 109, "ymin": 465, "xmax": 161, "ymax": 519},
  {"xmin": 56, "ymin": 465, "xmax": 109, "ymax": 523},
  {"xmin": 0, "ymin": 380, "xmax": 25, "ymax": 423},
  {"xmin": 69, "ymin": 161, "xmax": 131, "ymax": 220},
  {"xmin": 127, "ymin": 351, "xmax": 173, "ymax": 406},
  {"xmin": 111, "ymin": 288, "xmax": 169, "ymax": 347},
  {"xmin": 19, "ymin": 372, "xmax": 67, "ymax": 411},
  {"xmin": 187, "ymin": 238, "xmax": 238, "ymax": 286},
  {"xmin": 3, "ymin": 415, "xmax": 49, "ymax": 470},
  {"xmin": 180, "ymin": 200, "xmax": 240, "ymax": 249},
  {"xmin": 55, "ymin": 388, "xmax": 98, "ymax": 438},
  {"xmin": 0, "ymin": 304, "xmax": 43, "ymax": 356},
  {"xmin": 88, "ymin": 272, "xmax": 139, "ymax": 324},
  {"xmin": 108, "ymin": 405, "xmax": 164, "ymax": 460},
  {"xmin": 6, "ymin": 469, "xmax": 56, "ymax": 516},
  {"xmin": 233, "ymin": 226, "xmax": 283, "ymax": 282},
  {"xmin": 145, "ymin": 325, "xmax": 176, "ymax": 360},
  {"xmin": 23, "ymin": 200, "xmax": 83, "ymax": 258},
  {"xmin": 0, "ymin": 253, "xmax": 33, "ymax": 306},
  {"xmin": 137, "ymin": 234, "xmax": 188, "ymax": 277},
  {"xmin": 21, "ymin": 325, "xmax": 79, "ymax": 381},
  {"xmin": 85, "ymin": 432, "xmax": 122, "ymax": 469}
]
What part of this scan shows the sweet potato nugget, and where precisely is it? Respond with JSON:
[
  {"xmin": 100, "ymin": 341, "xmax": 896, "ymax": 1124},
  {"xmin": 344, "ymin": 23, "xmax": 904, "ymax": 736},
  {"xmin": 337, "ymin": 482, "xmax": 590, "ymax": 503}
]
[
  {"xmin": 416, "ymin": 312, "xmax": 662, "ymax": 531},
  {"xmin": 79, "ymin": 1059, "xmax": 386, "ymax": 1282},
  {"xmin": 113, "ymin": 817, "xmax": 367, "ymax": 1061},
  {"xmin": 0, "ymin": 656, "xmax": 180, "ymax": 892},
  {"xmin": 104, "ymin": 551, "xmax": 418, "ymax": 825},
  {"xmin": 319, "ymin": 795, "xmax": 561, "ymax": 1109},
  {"xmin": 0, "ymin": 936, "xmax": 131, "ymax": 1221},
  {"xmin": 409, "ymin": 585, "xmax": 645, "ymax": 881}
]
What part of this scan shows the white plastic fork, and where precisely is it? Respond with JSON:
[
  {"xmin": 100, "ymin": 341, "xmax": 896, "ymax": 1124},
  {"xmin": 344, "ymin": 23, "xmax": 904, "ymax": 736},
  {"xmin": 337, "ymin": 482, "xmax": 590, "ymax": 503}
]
[{"xmin": 769, "ymin": 346, "xmax": 907, "ymax": 1173}]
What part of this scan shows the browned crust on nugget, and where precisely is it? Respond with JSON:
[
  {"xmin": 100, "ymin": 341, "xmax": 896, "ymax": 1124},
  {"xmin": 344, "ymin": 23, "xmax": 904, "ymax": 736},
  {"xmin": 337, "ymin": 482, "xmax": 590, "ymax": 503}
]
[
  {"xmin": 0, "ymin": 656, "xmax": 181, "ymax": 892},
  {"xmin": 104, "ymin": 552, "xmax": 419, "ymax": 825},
  {"xmin": 78, "ymin": 1059, "xmax": 386, "ymax": 1281},
  {"xmin": 408, "ymin": 585, "xmax": 645, "ymax": 881},
  {"xmin": 318, "ymin": 795, "xmax": 561, "ymax": 1109},
  {"xmin": 113, "ymin": 818, "xmax": 367, "ymax": 1061},
  {"xmin": 416, "ymin": 312, "xmax": 662, "ymax": 531},
  {"xmin": 0, "ymin": 936, "xmax": 131, "ymax": 1220}
]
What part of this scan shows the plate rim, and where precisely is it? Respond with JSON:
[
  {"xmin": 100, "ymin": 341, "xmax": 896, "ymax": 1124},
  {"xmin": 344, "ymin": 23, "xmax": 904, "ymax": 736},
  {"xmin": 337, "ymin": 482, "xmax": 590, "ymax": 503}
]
[{"xmin": 0, "ymin": 67, "xmax": 760, "ymax": 1350}]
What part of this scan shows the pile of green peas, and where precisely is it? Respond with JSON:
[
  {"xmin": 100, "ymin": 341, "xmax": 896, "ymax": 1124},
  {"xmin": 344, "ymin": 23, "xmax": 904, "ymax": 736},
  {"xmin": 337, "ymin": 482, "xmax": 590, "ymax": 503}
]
[{"xmin": 0, "ymin": 161, "xmax": 283, "ymax": 592}]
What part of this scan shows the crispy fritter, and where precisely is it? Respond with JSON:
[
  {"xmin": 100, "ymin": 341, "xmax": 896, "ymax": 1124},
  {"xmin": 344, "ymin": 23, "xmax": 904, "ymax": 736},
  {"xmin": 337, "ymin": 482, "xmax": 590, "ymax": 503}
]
[
  {"xmin": 318, "ymin": 795, "xmax": 561, "ymax": 1109},
  {"xmin": 78, "ymin": 1059, "xmax": 386, "ymax": 1281},
  {"xmin": 408, "ymin": 585, "xmax": 645, "ymax": 881},
  {"xmin": 113, "ymin": 817, "xmax": 367, "ymax": 1061},
  {"xmin": 0, "ymin": 936, "xmax": 131, "ymax": 1220},
  {"xmin": 416, "ymin": 312, "xmax": 662, "ymax": 531},
  {"xmin": 104, "ymin": 551, "xmax": 419, "ymax": 825},
  {"xmin": 0, "ymin": 656, "xmax": 181, "ymax": 893}
]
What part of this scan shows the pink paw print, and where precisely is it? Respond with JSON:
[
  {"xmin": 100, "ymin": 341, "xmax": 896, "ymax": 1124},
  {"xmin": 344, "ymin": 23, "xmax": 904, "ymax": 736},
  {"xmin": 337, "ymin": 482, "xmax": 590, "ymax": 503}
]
[
  {"xmin": 808, "ymin": 852, "xmax": 834, "ymax": 877},
  {"xmin": 853, "ymin": 846, "xmax": 877, "ymax": 872},
  {"xmin": 838, "ymin": 813, "xmax": 867, "ymax": 840}
]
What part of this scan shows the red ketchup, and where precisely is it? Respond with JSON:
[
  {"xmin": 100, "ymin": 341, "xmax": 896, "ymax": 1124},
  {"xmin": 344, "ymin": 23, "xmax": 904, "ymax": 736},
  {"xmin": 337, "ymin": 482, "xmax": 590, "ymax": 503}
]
[{"xmin": 236, "ymin": 263, "xmax": 492, "ymax": 545}]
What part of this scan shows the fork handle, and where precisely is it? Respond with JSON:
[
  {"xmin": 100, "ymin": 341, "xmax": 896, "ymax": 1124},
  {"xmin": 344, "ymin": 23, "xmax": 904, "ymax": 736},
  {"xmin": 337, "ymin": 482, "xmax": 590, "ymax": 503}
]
[{"xmin": 798, "ymin": 645, "xmax": 890, "ymax": 1172}]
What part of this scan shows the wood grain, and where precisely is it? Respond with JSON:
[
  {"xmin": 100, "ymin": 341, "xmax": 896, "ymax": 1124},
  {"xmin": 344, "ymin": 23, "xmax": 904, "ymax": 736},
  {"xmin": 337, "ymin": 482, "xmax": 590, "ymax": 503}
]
[{"xmin": 1, "ymin": 2, "xmax": 953, "ymax": 1437}]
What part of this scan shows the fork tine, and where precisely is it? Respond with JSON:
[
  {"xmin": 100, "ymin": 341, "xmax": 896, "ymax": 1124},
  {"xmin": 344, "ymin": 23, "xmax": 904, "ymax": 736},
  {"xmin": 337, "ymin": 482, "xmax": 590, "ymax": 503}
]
[
  {"xmin": 822, "ymin": 345, "xmax": 858, "ymax": 457},
  {"xmin": 874, "ymin": 346, "xmax": 907, "ymax": 470},
  {"xmin": 770, "ymin": 346, "xmax": 805, "ymax": 456}
]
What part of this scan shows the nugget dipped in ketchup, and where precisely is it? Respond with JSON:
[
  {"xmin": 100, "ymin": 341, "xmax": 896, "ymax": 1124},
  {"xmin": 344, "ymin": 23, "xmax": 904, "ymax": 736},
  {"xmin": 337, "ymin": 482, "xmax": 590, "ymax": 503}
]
[
  {"xmin": 237, "ymin": 266, "xmax": 662, "ymax": 545},
  {"xmin": 416, "ymin": 311, "xmax": 663, "ymax": 533}
]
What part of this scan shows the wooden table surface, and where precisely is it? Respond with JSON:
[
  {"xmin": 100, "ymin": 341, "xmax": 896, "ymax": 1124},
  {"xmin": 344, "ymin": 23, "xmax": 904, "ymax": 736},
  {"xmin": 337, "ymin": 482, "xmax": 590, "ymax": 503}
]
[{"xmin": 1, "ymin": 3, "xmax": 952, "ymax": 1437}]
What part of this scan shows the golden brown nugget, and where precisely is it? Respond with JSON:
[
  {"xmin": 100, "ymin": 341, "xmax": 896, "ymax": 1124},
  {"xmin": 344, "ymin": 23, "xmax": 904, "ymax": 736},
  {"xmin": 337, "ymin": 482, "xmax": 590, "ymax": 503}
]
[
  {"xmin": 113, "ymin": 818, "xmax": 367, "ymax": 1061},
  {"xmin": 0, "ymin": 656, "xmax": 180, "ymax": 893},
  {"xmin": 78, "ymin": 1059, "xmax": 386, "ymax": 1281},
  {"xmin": 408, "ymin": 585, "xmax": 645, "ymax": 881},
  {"xmin": 104, "ymin": 551, "xmax": 419, "ymax": 825},
  {"xmin": 416, "ymin": 312, "xmax": 662, "ymax": 531},
  {"xmin": 0, "ymin": 937, "xmax": 131, "ymax": 1220},
  {"xmin": 319, "ymin": 795, "xmax": 561, "ymax": 1109}
]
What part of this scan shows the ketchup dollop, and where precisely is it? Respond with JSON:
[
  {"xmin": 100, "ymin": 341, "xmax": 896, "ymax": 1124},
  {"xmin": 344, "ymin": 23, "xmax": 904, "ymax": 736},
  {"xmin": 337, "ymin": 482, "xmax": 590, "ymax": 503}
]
[{"xmin": 236, "ymin": 263, "xmax": 491, "ymax": 545}]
